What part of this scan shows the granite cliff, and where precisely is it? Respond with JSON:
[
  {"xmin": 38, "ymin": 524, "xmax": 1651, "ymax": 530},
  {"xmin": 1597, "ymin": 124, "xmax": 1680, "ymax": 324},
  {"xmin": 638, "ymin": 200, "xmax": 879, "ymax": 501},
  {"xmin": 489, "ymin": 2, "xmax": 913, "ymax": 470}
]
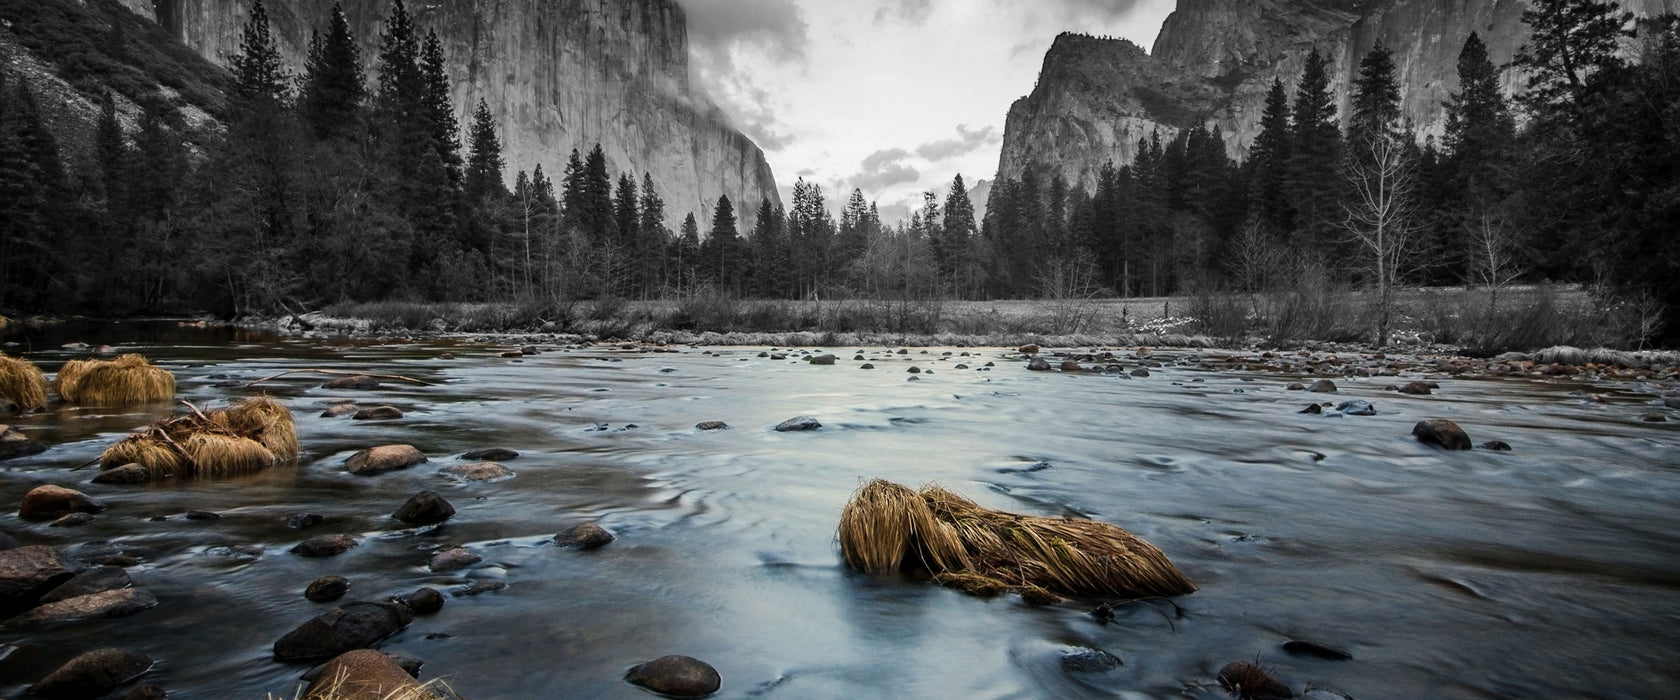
[
  {"xmin": 134, "ymin": 0, "xmax": 779, "ymax": 228},
  {"xmin": 999, "ymin": 0, "xmax": 1679, "ymax": 192}
]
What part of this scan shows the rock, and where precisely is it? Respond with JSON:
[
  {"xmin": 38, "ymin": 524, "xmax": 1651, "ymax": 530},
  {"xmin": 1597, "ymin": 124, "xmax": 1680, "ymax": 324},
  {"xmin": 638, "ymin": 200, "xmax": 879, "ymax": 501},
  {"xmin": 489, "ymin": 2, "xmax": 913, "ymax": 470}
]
[
  {"xmin": 1413, "ymin": 419, "xmax": 1472, "ymax": 450},
  {"xmin": 625, "ymin": 655, "xmax": 721, "ymax": 698},
  {"xmin": 1665, "ymin": 396, "xmax": 1680, "ymax": 409},
  {"xmin": 694, "ymin": 421, "xmax": 728, "ymax": 431},
  {"xmin": 1307, "ymin": 379, "xmax": 1338, "ymax": 393},
  {"xmin": 93, "ymin": 463, "xmax": 151, "ymax": 485},
  {"xmin": 301, "ymin": 649, "xmax": 428, "ymax": 700},
  {"xmin": 859, "ymin": 363, "xmax": 874, "ymax": 369},
  {"xmin": 273, "ymin": 601, "xmax": 414, "ymax": 661},
  {"xmin": 52, "ymin": 512, "xmax": 96, "ymax": 527},
  {"xmin": 1335, "ymin": 400, "xmax": 1375, "ymax": 416},
  {"xmin": 1286, "ymin": 382, "xmax": 1305, "ymax": 390},
  {"xmin": 29, "ymin": 648, "xmax": 153, "ymax": 698},
  {"xmin": 1, "ymin": 546, "xmax": 80, "ymax": 605},
  {"xmin": 185, "ymin": 510, "xmax": 220, "ymax": 520},
  {"xmin": 320, "ymin": 404, "xmax": 360, "ymax": 418},
  {"xmin": 807, "ymin": 354, "xmax": 836, "ymax": 365},
  {"xmin": 555, "ymin": 523, "xmax": 614, "ymax": 549},
  {"xmin": 353, "ymin": 406, "xmax": 404, "ymax": 420},
  {"xmin": 774, "ymin": 416, "xmax": 821, "ymax": 432},
  {"xmin": 428, "ymin": 546, "xmax": 482, "ymax": 572},
  {"xmin": 1398, "ymin": 381, "xmax": 1433, "ymax": 395},
  {"xmin": 393, "ymin": 587, "xmax": 445, "ymax": 615},
  {"xmin": 1644, "ymin": 413, "xmax": 1667, "ymax": 423},
  {"xmin": 306, "ymin": 575, "xmax": 351, "ymax": 602},
  {"xmin": 393, "ymin": 491, "xmax": 455, "ymax": 525},
  {"xmin": 907, "ymin": 366, "xmax": 923, "ymax": 374},
  {"xmin": 1282, "ymin": 639, "xmax": 1353, "ymax": 661},
  {"xmin": 322, "ymin": 375, "xmax": 381, "ymax": 390},
  {"xmin": 1059, "ymin": 361, "xmax": 1081, "ymax": 372},
  {"xmin": 1217, "ymin": 660, "xmax": 1293, "ymax": 700},
  {"xmin": 345, "ymin": 445, "xmax": 427, "ymax": 476},
  {"xmin": 288, "ymin": 513, "xmax": 326, "ymax": 529},
  {"xmin": 0, "ymin": 530, "xmax": 17, "ymax": 550},
  {"xmin": 121, "ymin": 684, "xmax": 168, "ymax": 700},
  {"xmin": 0, "ymin": 425, "xmax": 47, "ymax": 461},
  {"xmin": 19, "ymin": 485, "xmax": 106, "ymax": 521},
  {"xmin": 1060, "ymin": 646, "xmax": 1122, "ymax": 673},
  {"xmin": 439, "ymin": 462, "xmax": 514, "ymax": 482},
  {"xmin": 1026, "ymin": 357, "xmax": 1051, "ymax": 371},
  {"xmin": 1130, "ymin": 368, "xmax": 1150, "ymax": 378},
  {"xmin": 1480, "ymin": 440, "xmax": 1513, "ymax": 451},
  {"xmin": 437, "ymin": 353, "xmax": 455, "ymax": 360},
  {"xmin": 292, "ymin": 535, "xmax": 358, "ymax": 557},
  {"xmin": 451, "ymin": 580, "xmax": 506, "ymax": 596},
  {"xmin": 1019, "ymin": 344, "xmax": 1040, "ymax": 354},
  {"xmin": 1299, "ymin": 404, "xmax": 1322, "ymax": 415},
  {"xmin": 40, "ymin": 566, "xmax": 131, "ymax": 604},
  {"xmin": 460, "ymin": 447, "xmax": 518, "ymax": 461},
  {"xmin": 6, "ymin": 588, "xmax": 158, "ymax": 628}
]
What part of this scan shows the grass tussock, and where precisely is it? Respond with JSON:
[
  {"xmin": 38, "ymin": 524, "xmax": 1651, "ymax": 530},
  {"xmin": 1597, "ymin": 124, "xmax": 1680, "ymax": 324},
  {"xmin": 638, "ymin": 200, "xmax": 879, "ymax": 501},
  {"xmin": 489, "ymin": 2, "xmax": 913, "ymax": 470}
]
[
  {"xmin": 0, "ymin": 354, "xmax": 48, "ymax": 412},
  {"xmin": 55, "ymin": 354, "xmax": 176, "ymax": 406},
  {"xmin": 838, "ymin": 479, "xmax": 1196, "ymax": 600},
  {"xmin": 99, "ymin": 396, "xmax": 297, "ymax": 479}
]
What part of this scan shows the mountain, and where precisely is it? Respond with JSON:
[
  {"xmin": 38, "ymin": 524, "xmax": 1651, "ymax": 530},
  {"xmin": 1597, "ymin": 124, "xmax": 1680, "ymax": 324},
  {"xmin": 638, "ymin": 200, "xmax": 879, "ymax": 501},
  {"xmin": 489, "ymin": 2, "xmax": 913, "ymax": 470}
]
[
  {"xmin": 998, "ymin": 0, "xmax": 1680, "ymax": 192},
  {"xmin": 130, "ymin": 0, "xmax": 779, "ymax": 228}
]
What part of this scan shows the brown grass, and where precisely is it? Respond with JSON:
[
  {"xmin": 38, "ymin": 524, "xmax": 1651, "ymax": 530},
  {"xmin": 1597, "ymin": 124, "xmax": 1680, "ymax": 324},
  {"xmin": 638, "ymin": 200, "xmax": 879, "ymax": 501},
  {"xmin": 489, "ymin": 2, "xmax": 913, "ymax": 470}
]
[
  {"xmin": 0, "ymin": 354, "xmax": 48, "ymax": 412},
  {"xmin": 55, "ymin": 354, "xmax": 176, "ymax": 406},
  {"xmin": 98, "ymin": 397, "xmax": 297, "ymax": 479},
  {"xmin": 839, "ymin": 479, "xmax": 1196, "ymax": 600}
]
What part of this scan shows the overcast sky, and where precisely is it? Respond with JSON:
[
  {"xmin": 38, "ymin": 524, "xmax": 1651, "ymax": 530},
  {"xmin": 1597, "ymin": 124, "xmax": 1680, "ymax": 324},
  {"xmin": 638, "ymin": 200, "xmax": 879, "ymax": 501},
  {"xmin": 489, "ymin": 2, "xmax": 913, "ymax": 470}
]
[{"xmin": 679, "ymin": 0, "xmax": 1176, "ymax": 223}]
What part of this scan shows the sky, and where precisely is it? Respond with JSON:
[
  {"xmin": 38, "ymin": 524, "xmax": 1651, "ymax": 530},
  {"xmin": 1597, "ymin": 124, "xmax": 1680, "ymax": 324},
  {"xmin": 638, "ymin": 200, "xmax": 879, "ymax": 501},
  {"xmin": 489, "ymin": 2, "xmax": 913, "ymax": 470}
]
[{"xmin": 679, "ymin": 0, "xmax": 1177, "ymax": 223}]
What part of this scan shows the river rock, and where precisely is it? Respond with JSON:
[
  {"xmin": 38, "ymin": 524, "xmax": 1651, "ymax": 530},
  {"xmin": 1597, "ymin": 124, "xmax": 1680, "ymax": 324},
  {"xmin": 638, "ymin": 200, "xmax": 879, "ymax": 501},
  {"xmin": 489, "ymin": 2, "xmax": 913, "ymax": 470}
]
[
  {"xmin": 1413, "ymin": 419, "xmax": 1472, "ymax": 450},
  {"xmin": 695, "ymin": 421, "xmax": 728, "ymax": 431},
  {"xmin": 301, "ymin": 649, "xmax": 428, "ymax": 700},
  {"xmin": 1027, "ymin": 358, "xmax": 1051, "ymax": 371},
  {"xmin": 121, "ymin": 683, "xmax": 168, "ymax": 700},
  {"xmin": 1643, "ymin": 413, "xmax": 1666, "ymax": 422},
  {"xmin": 1130, "ymin": 368, "xmax": 1150, "ymax": 378},
  {"xmin": 29, "ymin": 648, "xmax": 153, "ymax": 698},
  {"xmin": 393, "ymin": 491, "xmax": 455, "ymax": 525},
  {"xmin": 1480, "ymin": 440, "xmax": 1513, "ymax": 451},
  {"xmin": 6, "ymin": 588, "xmax": 158, "ymax": 628},
  {"xmin": 1217, "ymin": 660, "xmax": 1293, "ymax": 700},
  {"xmin": 460, "ymin": 447, "xmax": 518, "ymax": 461},
  {"xmin": 625, "ymin": 655, "xmax": 721, "ymax": 698},
  {"xmin": 1307, "ymin": 379, "xmax": 1338, "ymax": 393},
  {"xmin": 0, "ymin": 425, "xmax": 47, "ymax": 461},
  {"xmin": 428, "ymin": 546, "xmax": 481, "ymax": 572},
  {"xmin": 306, "ymin": 575, "xmax": 351, "ymax": 602},
  {"xmin": 353, "ymin": 406, "xmax": 404, "ymax": 420},
  {"xmin": 40, "ymin": 566, "xmax": 131, "ymax": 604},
  {"xmin": 808, "ymin": 354, "xmax": 836, "ymax": 365},
  {"xmin": 1060, "ymin": 646, "xmax": 1122, "ymax": 673},
  {"xmin": 288, "ymin": 513, "xmax": 326, "ymax": 529},
  {"xmin": 1398, "ymin": 381, "xmax": 1434, "ymax": 395},
  {"xmin": 451, "ymin": 580, "xmax": 506, "ymax": 597},
  {"xmin": 19, "ymin": 485, "xmax": 106, "ymax": 521},
  {"xmin": 774, "ymin": 416, "xmax": 821, "ymax": 432},
  {"xmin": 321, "ymin": 404, "xmax": 360, "ymax": 418},
  {"xmin": 1335, "ymin": 400, "xmax": 1375, "ymax": 416},
  {"xmin": 1286, "ymin": 382, "xmax": 1306, "ymax": 390},
  {"xmin": 346, "ymin": 445, "xmax": 427, "ymax": 476},
  {"xmin": 93, "ymin": 463, "xmax": 151, "ymax": 485},
  {"xmin": 292, "ymin": 535, "xmax": 359, "ymax": 557},
  {"xmin": 52, "ymin": 512, "xmax": 96, "ymax": 527},
  {"xmin": 1059, "ymin": 360, "xmax": 1082, "ymax": 372},
  {"xmin": 1299, "ymin": 404, "xmax": 1322, "ymax": 415},
  {"xmin": 1019, "ymin": 344, "xmax": 1040, "ymax": 354},
  {"xmin": 907, "ymin": 366, "xmax": 923, "ymax": 374},
  {"xmin": 393, "ymin": 587, "xmax": 445, "ymax": 615},
  {"xmin": 860, "ymin": 363, "xmax": 874, "ymax": 369},
  {"xmin": 322, "ymin": 376, "xmax": 381, "ymax": 390},
  {"xmin": 273, "ymin": 601, "xmax": 414, "ymax": 661},
  {"xmin": 0, "ymin": 545, "xmax": 79, "ymax": 605},
  {"xmin": 555, "ymin": 523, "xmax": 614, "ymax": 549},
  {"xmin": 439, "ymin": 462, "xmax": 514, "ymax": 482}
]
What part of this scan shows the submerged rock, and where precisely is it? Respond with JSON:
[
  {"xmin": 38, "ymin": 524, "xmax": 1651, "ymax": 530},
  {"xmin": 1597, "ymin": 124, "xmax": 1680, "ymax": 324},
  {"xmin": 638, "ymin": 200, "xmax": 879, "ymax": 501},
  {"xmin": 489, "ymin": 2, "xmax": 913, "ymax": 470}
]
[
  {"xmin": 460, "ymin": 447, "xmax": 519, "ymax": 461},
  {"xmin": 694, "ymin": 421, "xmax": 728, "ymax": 431},
  {"xmin": 273, "ymin": 601, "xmax": 413, "ymax": 661},
  {"xmin": 774, "ymin": 416, "xmax": 821, "ymax": 432},
  {"xmin": 322, "ymin": 376, "xmax": 381, "ymax": 390},
  {"xmin": 1299, "ymin": 404, "xmax": 1322, "ymax": 415},
  {"xmin": 1413, "ymin": 419, "xmax": 1472, "ymax": 450},
  {"xmin": 320, "ymin": 404, "xmax": 360, "ymax": 418},
  {"xmin": 393, "ymin": 491, "xmax": 455, "ymax": 525},
  {"xmin": 1480, "ymin": 440, "xmax": 1513, "ymax": 451},
  {"xmin": 345, "ymin": 445, "xmax": 427, "ymax": 476},
  {"xmin": 19, "ymin": 485, "xmax": 105, "ymax": 521},
  {"xmin": 306, "ymin": 575, "xmax": 351, "ymax": 602},
  {"xmin": 40, "ymin": 566, "xmax": 131, "ymax": 604},
  {"xmin": 292, "ymin": 535, "xmax": 358, "ymax": 558},
  {"xmin": 353, "ymin": 406, "xmax": 404, "ymax": 420},
  {"xmin": 51, "ymin": 512, "xmax": 96, "ymax": 528},
  {"xmin": 439, "ymin": 462, "xmax": 514, "ymax": 482},
  {"xmin": 29, "ymin": 647, "xmax": 153, "ymax": 698},
  {"xmin": 428, "ymin": 546, "xmax": 481, "ymax": 572},
  {"xmin": 6, "ymin": 588, "xmax": 158, "ymax": 628},
  {"xmin": 288, "ymin": 513, "xmax": 326, "ymax": 529},
  {"xmin": 92, "ymin": 463, "xmax": 151, "ymax": 485},
  {"xmin": 1335, "ymin": 400, "xmax": 1375, "ymax": 416},
  {"xmin": 1060, "ymin": 646, "xmax": 1122, "ymax": 673},
  {"xmin": 625, "ymin": 655, "xmax": 721, "ymax": 698},
  {"xmin": 555, "ymin": 522, "xmax": 614, "ymax": 549},
  {"xmin": 393, "ymin": 587, "xmax": 445, "ymax": 615},
  {"xmin": 0, "ymin": 425, "xmax": 48, "ymax": 461}
]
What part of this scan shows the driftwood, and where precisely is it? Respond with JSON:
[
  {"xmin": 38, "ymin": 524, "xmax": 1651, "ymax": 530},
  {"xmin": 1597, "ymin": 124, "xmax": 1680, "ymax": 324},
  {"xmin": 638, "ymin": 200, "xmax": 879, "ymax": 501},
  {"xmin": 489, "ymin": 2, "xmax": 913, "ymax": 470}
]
[{"xmin": 244, "ymin": 369, "xmax": 437, "ymax": 388}]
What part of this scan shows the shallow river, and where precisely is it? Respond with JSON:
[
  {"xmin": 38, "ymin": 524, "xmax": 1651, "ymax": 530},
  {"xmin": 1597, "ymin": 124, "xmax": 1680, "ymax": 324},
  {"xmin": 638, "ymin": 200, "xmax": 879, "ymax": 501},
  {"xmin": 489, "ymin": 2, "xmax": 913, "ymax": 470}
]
[{"xmin": 2, "ymin": 322, "xmax": 1678, "ymax": 699}]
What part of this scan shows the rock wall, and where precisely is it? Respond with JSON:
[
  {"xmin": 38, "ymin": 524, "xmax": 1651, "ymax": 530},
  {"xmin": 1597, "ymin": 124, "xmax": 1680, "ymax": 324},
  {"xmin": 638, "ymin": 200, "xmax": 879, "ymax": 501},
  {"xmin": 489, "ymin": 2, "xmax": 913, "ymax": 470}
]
[{"xmin": 154, "ymin": 0, "xmax": 779, "ymax": 229}]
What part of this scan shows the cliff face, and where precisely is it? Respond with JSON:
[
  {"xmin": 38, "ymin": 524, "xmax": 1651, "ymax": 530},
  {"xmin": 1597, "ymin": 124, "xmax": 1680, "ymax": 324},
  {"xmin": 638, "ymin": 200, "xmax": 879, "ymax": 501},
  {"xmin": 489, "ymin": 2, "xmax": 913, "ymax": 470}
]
[
  {"xmin": 149, "ymin": 0, "xmax": 779, "ymax": 228},
  {"xmin": 1000, "ymin": 0, "xmax": 1679, "ymax": 191}
]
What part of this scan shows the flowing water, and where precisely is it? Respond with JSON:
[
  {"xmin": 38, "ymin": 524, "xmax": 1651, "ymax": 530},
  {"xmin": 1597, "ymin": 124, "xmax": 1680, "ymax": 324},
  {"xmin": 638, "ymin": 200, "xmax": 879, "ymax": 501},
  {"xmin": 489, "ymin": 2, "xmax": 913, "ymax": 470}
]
[{"xmin": 2, "ymin": 322, "xmax": 1678, "ymax": 699}]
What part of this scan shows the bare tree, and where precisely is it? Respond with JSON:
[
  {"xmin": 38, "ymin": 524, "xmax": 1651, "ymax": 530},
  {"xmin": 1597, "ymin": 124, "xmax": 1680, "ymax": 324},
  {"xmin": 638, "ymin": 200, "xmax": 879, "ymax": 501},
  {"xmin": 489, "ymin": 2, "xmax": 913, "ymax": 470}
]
[
  {"xmin": 1465, "ymin": 197, "xmax": 1521, "ymax": 311},
  {"xmin": 1341, "ymin": 132, "xmax": 1423, "ymax": 346},
  {"xmin": 1035, "ymin": 253, "xmax": 1107, "ymax": 335}
]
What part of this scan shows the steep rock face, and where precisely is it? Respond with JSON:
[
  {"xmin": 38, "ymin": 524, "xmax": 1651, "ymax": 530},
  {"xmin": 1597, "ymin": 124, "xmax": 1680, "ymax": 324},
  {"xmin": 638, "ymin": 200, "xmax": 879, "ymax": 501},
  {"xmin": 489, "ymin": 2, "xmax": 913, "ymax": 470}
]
[
  {"xmin": 1000, "ymin": 0, "xmax": 1678, "ymax": 191},
  {"xmin": 154, "ymin": 0, "xmax": 779, "ymax": 228}
]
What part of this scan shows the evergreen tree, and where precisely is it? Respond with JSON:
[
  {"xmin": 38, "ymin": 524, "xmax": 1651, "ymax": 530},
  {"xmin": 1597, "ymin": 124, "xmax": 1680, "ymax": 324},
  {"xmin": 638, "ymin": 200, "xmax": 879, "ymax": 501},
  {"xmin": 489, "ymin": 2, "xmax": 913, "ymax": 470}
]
[
  {"xmin": 1512, "ymin": 0, "xmax": 1632, "ymax": 116},
  {"xmin": 1249, "ymin": 77, "xmax": 1294, "ymax": 232},
  {"xmin": 1445, "ymin": 32, "xmax": 1516, "ymax": 188},
  {"xmin": 1350, "ymin": 40, "xmax": 1403, "ymax": 144},
  {"xmin": 559, "ymin": 148, "xmax": 585, "ymax": 231},
  {"xmin": 464, "ymin": 99, "xmax": 505, "ymax": 202},
  {"xmin": 228, "ymin": 0, "xmax": 288, "ymax": 106},
  {"xmin": 300, "ymin": 2, "xmax": 365, "ymax": 140},
  {"xmin": 750, "ymin": 198, "xmax": 787, "ymax": 296},
  {"xmin": 420, "ymin": 30, "xmax": 462, "ymax": 183},
  {"xmin": 1287, "ymin": 46, "xmax": 1343, "ymax": 253},
  {"xmin": 579, "ymin": 144, "xmax": 613, "ymax": 241},
  {"xmin": 637, "ymin": 173, "xmax": 667, "ymax": 293},
  {"xmin": 705, "ymin": 195, "xmax": 740, "ymax": 291},
  {"xmin": 613, "ymin": 173, "xmax": 639, "ymax": 248},
  {"xmin": 376, "ymin": 0, "xmax": 424, "ymax": 119},
  {"xmin": 942, "ymin": 174, "xmax": 979, "ymax": 296}
]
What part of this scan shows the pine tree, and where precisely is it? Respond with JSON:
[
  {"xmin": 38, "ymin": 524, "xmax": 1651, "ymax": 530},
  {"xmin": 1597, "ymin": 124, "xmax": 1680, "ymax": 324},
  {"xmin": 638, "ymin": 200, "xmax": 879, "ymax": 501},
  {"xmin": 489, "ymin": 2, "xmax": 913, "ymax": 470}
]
[
  {"xmin": 1249, "ymin": 77, "xmax": 1294, "ymax": 231},
  {"xmin": 376, "ymin": 0, "xmax": 424, "ymax": 118},
  {"xmin": 1444, "ymin": 32, "xmax": 1516, "ymax": 188},
  {"xmin": 580, "ymin": 144, "xmax": 613, "ymax": 241},
  {"xmin": 706, "ymin": 195, "xmax": 740, "ymax": 291},
  {"xmin": 1513, "ymin": 0, "xmax": 1632, "ymax": 116},
  {"xmin": 637, "ymin": 173, "xmax": 666, "ymax": 293},
  {"xmin": 300, "ymin": 3, "xmax": 365, "ymax": 140},
  {"xmin": 229, "ymin": 0, "xmax": 288, "ymax": 107},
  {"xmin": 1350, "ymin": 41, "xmax": 1403, "ymax": 144},
  {"xmin": 613, "ymin": 173, "xmax": 639, "ymax": 248},
  {"xmin": 464, "ymin": 99, "xmax": 505, "ymax": 202},
  {"xmin": 420, "ymin": 30, "xmax": 462, "ymax": 184},
  {"xmin": 1287, "ymin": 46, "xmax": 1343, "ymax": 253},
  {"xmin": 560, "ymin": 148, "xmax": 585, "ymax": 231}
]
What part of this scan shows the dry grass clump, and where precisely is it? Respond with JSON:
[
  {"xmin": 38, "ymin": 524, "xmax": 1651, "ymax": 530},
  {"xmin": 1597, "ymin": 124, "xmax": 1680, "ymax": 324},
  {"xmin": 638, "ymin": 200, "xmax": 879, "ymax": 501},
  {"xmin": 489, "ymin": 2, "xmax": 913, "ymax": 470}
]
[
  {"xmin": 99, "ymin": 397, "xmax": 297, "ymax": 479},
  {"xmin": 0, "ymin": 354, "xmax": 48, "ymax": 412},
  {"xmin": 55, "ymin": 354, "xmax": 176, "ymax": 405},
  {"xmin": 839, "ymin": 479, "xmax": 1196, "ymax": 600}
]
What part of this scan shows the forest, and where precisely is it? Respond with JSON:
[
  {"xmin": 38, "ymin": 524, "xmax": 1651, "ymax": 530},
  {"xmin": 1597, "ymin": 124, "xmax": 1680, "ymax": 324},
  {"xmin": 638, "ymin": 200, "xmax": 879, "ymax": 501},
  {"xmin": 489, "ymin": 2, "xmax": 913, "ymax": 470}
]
[{"xmin": 0, "ymin": 0, "xmax": 1675, "ymax": 346}]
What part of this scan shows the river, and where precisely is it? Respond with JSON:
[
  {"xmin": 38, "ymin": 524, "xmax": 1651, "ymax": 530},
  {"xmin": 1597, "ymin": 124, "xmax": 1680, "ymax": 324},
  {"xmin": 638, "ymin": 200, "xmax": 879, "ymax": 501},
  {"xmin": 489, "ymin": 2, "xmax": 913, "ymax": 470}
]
[{"xmin": 2, "ymin": 321, "xmax": 1677, "ymax": 699}]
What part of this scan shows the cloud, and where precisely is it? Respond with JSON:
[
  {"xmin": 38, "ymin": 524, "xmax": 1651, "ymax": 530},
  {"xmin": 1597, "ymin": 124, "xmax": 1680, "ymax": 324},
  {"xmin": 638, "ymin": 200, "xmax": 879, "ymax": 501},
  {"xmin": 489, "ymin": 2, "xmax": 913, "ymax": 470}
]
[
  {"xmin": 680, "ymin": 0, "xmax": 808, "ymax": 152},
  {"xmin": 861, "ymin": 148, "xmax": 911, "ymax": 171},
  {"xmin": 914, "ymin": 124, "xmax": 1000, "ymax": 161},
  {"xmin": 849, "ymin": 148, "xmax": 920, "ymax": 192},
  {"xmin": 873, "ymin": 0, "xmax": 934, "ymax": 26},
  {"xmin": 1005, "ymin": 0, "xmax": 1150, "ymax": 25}
]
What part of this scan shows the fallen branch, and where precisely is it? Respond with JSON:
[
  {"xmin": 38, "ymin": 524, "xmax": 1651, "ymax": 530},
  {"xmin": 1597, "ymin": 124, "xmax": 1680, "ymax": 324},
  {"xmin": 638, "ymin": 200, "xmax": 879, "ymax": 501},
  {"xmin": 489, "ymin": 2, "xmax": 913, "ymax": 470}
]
[{"xmin": 244, "ymin": 369, "xmax": 437, "ymax": 388}]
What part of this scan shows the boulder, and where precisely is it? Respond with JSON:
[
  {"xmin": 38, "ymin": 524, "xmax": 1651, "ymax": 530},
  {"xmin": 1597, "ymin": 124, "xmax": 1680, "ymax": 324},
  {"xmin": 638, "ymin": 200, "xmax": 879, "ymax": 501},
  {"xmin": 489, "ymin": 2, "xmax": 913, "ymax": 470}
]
[
  {"xmin": 1026, "ymin": 358, "xmax": 1051, "ymax": 371},
  {"xmin": 353, "ymin": 406, "xmax": 404, "ymax": 420},
  {"xmin": 273, "ymin": 601, "xmax": 414, "ymax": 661},
  {"xmin": 345, "ymin": 445, "xmax": 427, "ymax": 476},
  {"xmin": 1217, "ymin": 660, "xmax": 1293, "ymax": 700},
  {"xmin": 29, "ymin": 648, "xmax": 153, "ymax": 699},
  {"xmin": 301, "ymin": 649, "xmax": 431, "ymax": 700},
  {"xmin": 774, "ymin": 416, "xmax": 821, "ymax": 432},
  {"xmin": 306, "ymin": 575, "xmax": 351, "ymax": 602},
  {"xmin": 1019, "ymin": 344, "xmax": 1040, "ymax": 354},
  {"xmin": 428, "ymin": 546, "xmax": 481, "ymax": 572},
  {"xmin": 0, "ymin": 545, "xmax": 79, "ymax": 605},
  {"xmin": 1060, "ymin": 646, "xmax": 1122, "ymax": 673},
  {"xmin": 393, "ymin": 491, "xmax": 455, "ymax": 525},
  {"xmin": 1335, "ymin": 400, "xmax": 1376, "ymax": 416},
  {"xmin": 807, "ymin": 354, "xmax": 836, "ymax": 365},
  {"xmin": 1413, "ymin": 419, "xmax": 1472, "ymax": 450},
  {"xmin": 322, "ymin": 376, "xmax": 381, "ymax": 390},
  {"xmin": 1397, "ymin": 381, "xmax": 1433, "ymax": 395},
  {"xmin": 439, "ymin": 462, "xmax": 514, "ymax": 482},
  {"xmin": 6, "ymin": 588, "xmax": 158, "ymax": 628},
  {"xmin": 460, "ymin": 447, "xmax": 518, "ymax": 461},
  {"xmin": 393, "ymin": 587, "xmax": 445, "ymax": 615},
  {"xmin": 292, "ymin": 535, "xmax": 359, "ymax": 557},
  {"xmin": 1059, "ymin": 361, "xmax": 1082, "ymax": 372},
  {"xmin": 555, "ymin": 523, "xmax": 614, "ymax": 549},
  {"xmin": 92, "ymin": 463, "xmax": 151, "ymax": 485},
  {"xmin": 1130, "ymin": 368, "xmax": 1150, "ymax": 378},
  {"xmin": 320, "ymin": 404, "xmax": 360, "ymax": 418},
  {"xmin": 1307, "ymin": 379, "xmax": 1338, "ymax": 393},
  {"xmin": 0, "ymin": 425, "xmax": 47, "ymax": 461},
  {"xmin": 40, "ymin": 566, "xmax": 131, "ymax": 604},
  {"xmin": 19, "ymin": 485, "xmax": 106, "ymax": 521},
  {"xmin": 624, "ymin": 655, "xmax": 721, "ymax": 698},
  {"xmin": 694, "ymin": 421, "xmax": 728, "ymax": 431}
]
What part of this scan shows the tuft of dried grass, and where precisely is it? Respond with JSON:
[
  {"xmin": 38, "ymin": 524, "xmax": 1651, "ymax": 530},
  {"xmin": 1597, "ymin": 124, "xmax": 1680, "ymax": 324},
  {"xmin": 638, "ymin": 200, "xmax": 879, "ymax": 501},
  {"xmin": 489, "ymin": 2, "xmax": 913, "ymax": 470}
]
[
  {"xmin": 839, "ymin": 479, "xmax": 1196, "ymax": 600},
  {"xmin": 98, "ymin": 397, "xmax": 297, "ymax": 479},
  {"xmin": 0, "ymin": 354, "xmax": 47, "ymax": 412},
  {"xmin": 55, "ymin": 354, "xmax": 175, "ymax": 406}
]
